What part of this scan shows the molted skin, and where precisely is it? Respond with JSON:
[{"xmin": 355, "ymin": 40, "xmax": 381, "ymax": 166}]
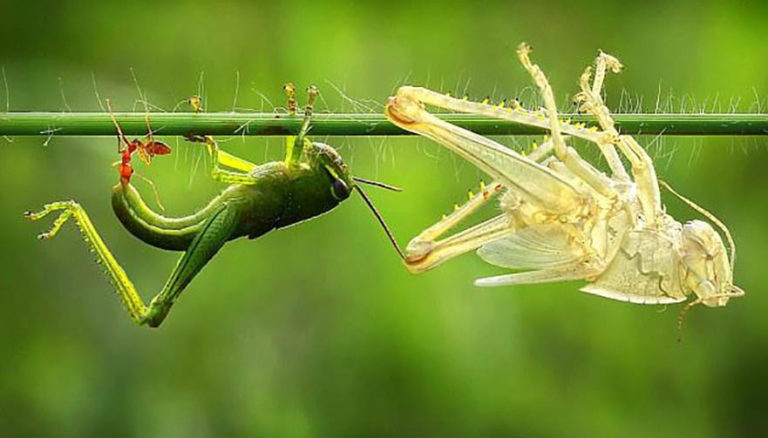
[
  {"xmin": 681, "ymin": 220, "xmax": 734, "ymax": 307},
  {"xmin": 385, "ymin": 44, "xmax": 743, "ymax": 318}
]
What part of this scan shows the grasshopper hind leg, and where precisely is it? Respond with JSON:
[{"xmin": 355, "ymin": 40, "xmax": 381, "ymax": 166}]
[
  {"xmin": 26, "ymin": 200, "xmax": 241, "ymax": 327},
  {"xmin": 25, "ymin": 201, "xmax": 149, "ymax": 323},
  {"xmin": 142, "ymin": 204, "xmax": 241, "ymax": 326}
]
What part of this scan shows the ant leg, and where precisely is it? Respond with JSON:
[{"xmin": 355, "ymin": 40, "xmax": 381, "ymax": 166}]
[
  {"xmin": 136, "ymin": 98, "xmax": 171, "ymax": 166},
  {"xmin": 105, "ymin": 99, "xmax": 133, "ymax": 152},
  {"xmin": 139, "ymin": 97, "xmax": 155, "ymax": 165}
]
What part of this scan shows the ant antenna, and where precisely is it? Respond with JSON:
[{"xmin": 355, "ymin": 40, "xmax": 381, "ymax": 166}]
[
  {"xmin": 659, "ymin": 180, "xmax": 736, "ymax": 272},
  {"xmin": 352, "ymin": 176, "xmax": 402, "ymax": 192},
  {"xmin": 354, "ymin": 185, "xmax": 405, "ymax": 260}
]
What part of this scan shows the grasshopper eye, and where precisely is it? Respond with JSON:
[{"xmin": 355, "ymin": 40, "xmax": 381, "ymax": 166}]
[{"xmin": 332, "ymin": 179, "xmax": 351, "ymax": 200}]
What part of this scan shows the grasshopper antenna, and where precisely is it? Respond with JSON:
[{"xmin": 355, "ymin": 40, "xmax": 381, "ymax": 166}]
[
  {"xmin": 354, "ymin": 185, "xmax": 405, "ymax": 260},
  {"xmin": 352, "ymin": 176, "xmax": 402, "ymax": 192},
  {"xmin": 660, "ymin": 180, "xmax": 736, "ymax": 272}
]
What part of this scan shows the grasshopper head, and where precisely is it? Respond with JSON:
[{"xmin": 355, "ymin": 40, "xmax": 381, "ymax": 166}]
[
  {"xmin": 307, "ymin": 142, "xmax": 405, "ymax": 260},
  {"xmin": 308, "ymin": 142, "xmax": 353, "ymax": 201},
  {"xmin": 681, "ymin": 220, "xmax": 744, "ymax": 307}
]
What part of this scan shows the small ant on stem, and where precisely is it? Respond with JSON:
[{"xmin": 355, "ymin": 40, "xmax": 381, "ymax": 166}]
[
  {"xmin": 105, "ymin": 99, "xmax": 171, "ymax": 184},
  {"xmin": 105, "ymin": 99, "xmax": 170, "ymax": 209}
]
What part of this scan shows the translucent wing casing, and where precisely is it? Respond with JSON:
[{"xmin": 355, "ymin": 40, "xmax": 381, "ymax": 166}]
[{"xmin": 477, "ymin": 225, "xmax": 582, "ymax": 271}]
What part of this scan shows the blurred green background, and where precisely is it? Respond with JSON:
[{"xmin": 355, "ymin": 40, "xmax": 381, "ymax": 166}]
[{"xmin": 1, "ymin": 1, "xmax": 767, "ymax": 436}]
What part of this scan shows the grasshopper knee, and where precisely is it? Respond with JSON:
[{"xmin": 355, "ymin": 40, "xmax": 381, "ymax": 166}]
[{"xmin": 141, "ymin": 299, "xmax": 172, "ymax": 328}]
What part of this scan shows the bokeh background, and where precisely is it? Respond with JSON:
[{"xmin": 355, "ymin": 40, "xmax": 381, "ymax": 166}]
[{"xmin": 1, "ymin": 1, "xmax": 767, "ymax": 436}]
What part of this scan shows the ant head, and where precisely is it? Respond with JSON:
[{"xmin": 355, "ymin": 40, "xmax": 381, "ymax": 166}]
[{"xmin": 126, "ymin": 139, "xmax": 141, "ymax": 154}]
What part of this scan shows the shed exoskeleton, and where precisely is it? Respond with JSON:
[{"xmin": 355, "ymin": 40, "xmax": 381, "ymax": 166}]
[{"xmin": 385, "ymin": 43, "xmax": 743, "ymax": 328}]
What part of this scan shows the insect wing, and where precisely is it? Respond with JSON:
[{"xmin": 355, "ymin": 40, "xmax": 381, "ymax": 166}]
[{"xmin": 477, "ymin": 224, "xmax": 582, "ymax": 270}]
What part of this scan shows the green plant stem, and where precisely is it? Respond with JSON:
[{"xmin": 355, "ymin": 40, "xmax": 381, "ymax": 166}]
[{"xmin": 1, "ymin": 112, "xmax": 767, "ymax": 137}]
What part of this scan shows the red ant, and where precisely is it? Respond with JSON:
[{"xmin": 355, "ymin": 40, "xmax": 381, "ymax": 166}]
[{"xmin": 105, "ymin": 99, "xmax": 171, "ymax": 184}]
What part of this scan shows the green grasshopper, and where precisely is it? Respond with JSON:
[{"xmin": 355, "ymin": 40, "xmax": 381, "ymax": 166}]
[{"xmin": 26, "ymin": 85, "xmax": 403, "ymax": 328}]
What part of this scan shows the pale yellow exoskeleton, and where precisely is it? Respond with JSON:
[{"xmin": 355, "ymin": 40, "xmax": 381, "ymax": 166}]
[{"xmin": 385, "ymin": 43, "xmax": 743, "ymax": 329}]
